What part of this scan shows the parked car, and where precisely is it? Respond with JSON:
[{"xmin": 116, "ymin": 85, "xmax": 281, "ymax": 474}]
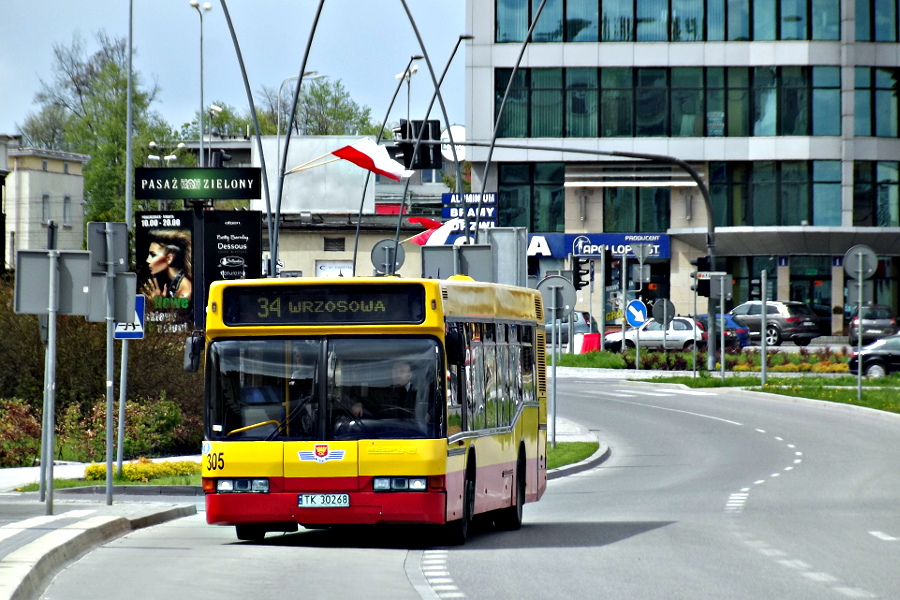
[
  {"xmin": 727, "ymin": 301, "xmax": 820, "ymax": 346},
  {"xmin": 604, "ymin": 316, "xmax": 707, "ymax": 352},
  {"xmin": 848, "ymin": 304, "xmax": 897, "ymax": 345},
  {"xmin": 697, "ymin": 313, "xmax": 750, "ymax": 350},
  {"xmin": 848, "ymin": 334, "xmax": 900, "ymax": 378},
  {"xmin": 545, "ymin": 311, "xmax": 597, "ymax": 345}
]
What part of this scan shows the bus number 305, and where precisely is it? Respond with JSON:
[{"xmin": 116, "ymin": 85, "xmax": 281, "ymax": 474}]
[{"xmin": 206, "ymin": 452, "xmax": 225, "ymax": 471}]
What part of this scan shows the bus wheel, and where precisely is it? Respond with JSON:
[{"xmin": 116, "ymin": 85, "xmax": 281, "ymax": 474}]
[
  {"xmin": 235, "ymin": 525, "xmax": 266, "ymax": 542},
  {"xmin": 496, "ymin": 454, "xmax": 525, "ymax": 531},
  {"xmin": 445, "ymin": 473, "xmax": 474, "ymax": 545}
]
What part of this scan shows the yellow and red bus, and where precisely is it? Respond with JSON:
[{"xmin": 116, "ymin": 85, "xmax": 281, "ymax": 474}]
[{"xmin": 192, "ymin": 275, "xmax": 547, "ymax": 543}]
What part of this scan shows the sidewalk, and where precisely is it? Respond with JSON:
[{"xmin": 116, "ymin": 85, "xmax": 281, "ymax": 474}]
[{"xmin": 0, "ymin": 419, "xmax": 606, "ymax": 600}]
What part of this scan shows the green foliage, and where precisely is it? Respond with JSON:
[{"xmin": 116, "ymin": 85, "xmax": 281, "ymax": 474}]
[
  {"xmin": 0, "ymin": 399, "xmax": 43, "ymax": 467},
  {"xmin": 557, "ymin": 351, "xmax": 627, "ymax": 369},
  {"xmin": 20, "ymin": 31, "xmax": 163, "ymax": 223},
  {"xmin": 84, "ymin": 457, "xmax": 201, "ymax": 482}
]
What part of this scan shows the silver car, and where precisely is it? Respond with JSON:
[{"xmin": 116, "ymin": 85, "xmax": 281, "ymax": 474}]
[
  {"xmin": 848, "ymin": 305, "xmax": 897, "ymax": 345},
  {"xmin": 604, "ymin": 317, "xmax": 706, "ymax": 352}
]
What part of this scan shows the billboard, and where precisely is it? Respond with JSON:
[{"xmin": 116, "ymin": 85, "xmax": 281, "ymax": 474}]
[
  {"xmin": 135, "ymin": 211, "xmax": 194, "ymax": 332},
  {"xmin": 203, "ymin": 211, "xmax": 262, "ymax": 284}
]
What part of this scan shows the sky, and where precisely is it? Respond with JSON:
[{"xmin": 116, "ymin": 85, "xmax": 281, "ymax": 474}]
[{"xmin": 0, "ymin": 0, "xmax": 467, "ymax": 136}]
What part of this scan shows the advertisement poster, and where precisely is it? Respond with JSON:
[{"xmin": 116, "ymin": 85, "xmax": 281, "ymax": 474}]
[
  {"xmin": 135, "ymin": 211, "xmax": 194, "ymax": 332},
  {"xmin": 203, "ymin": 210, "xmax": 262, "ymax": 285}
]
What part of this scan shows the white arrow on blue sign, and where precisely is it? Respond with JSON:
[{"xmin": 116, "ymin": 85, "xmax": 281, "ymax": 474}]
[
  {"xmin": 114, "ymin": 295, "xmax": 145, "ymax": 340},
  {"xmin": 625, "ymin": 299, "xmax": 648, "ymax": 327}
]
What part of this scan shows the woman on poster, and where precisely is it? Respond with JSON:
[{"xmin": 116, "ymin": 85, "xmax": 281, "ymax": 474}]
[{"xmin": 141, "ymin": 229, "xmax": 194, "ymax": 301}]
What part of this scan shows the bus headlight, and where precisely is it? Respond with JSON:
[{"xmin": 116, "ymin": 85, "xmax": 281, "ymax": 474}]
[
  {"xmin": 373, "ymin": 477, "xmax": 428, "ymax": 492},
  {"xmin": 216, "ymin": 478, "xmax": 269, "ymax": 493}
]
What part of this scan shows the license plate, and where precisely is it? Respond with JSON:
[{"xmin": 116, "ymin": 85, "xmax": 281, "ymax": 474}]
[
  {"xmin": 803, "ymin": 321, "xmax": 814, "ymax": 326},
  {"xmin": 298, "ymin": 493, "xmax": 350, "ymax": 508}
]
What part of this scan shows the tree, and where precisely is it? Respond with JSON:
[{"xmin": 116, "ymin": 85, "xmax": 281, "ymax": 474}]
[
  {"xmin": 18, "ymin": 31, "xmax": 167, "ymax": 223},
  {"xmin": 257, "ymin": 78, "xmax": 383, "ymax": 137}
]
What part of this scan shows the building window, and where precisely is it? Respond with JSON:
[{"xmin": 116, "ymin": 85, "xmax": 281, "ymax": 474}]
[
  {"xmin": 498, "ymin": 162, "xmax": 565, "ymax": 233},
  {"xmin": 855, "ymin": 67, "xmax": 900, "ymax": 137},
  {"xmin": 63, "ymin": 195, "xmax": 72, "ymax": 225},
  {"xmin": 498, "ymin": 66, "xmax": 840, "ymax": 138},
  {"xmin": 497, "ymin": 0, "xmax": 840, "ymax": 42},
  {"xmin": 854, "ymin": 161, "xmax": 900, "ymax": 226},
  {"xmin": 711, "ymin": 161, "xmax": 838, "ymax": 226},
  {"xmin": 41, "ymin": 160, "xmax": 48, "ymax": 172},
  {"xmin": 63, "ymin": 162, "xmax": 70, "ymax": 174},
  {"xmin": 603, "ymin": 186, "xmax": 671, "ymax": 233},
  {"xmin": 421, "ymin": 169, "xmax": 441, "ymax": 183},
  {"xmin": 324, "ymin": 237, "xmax": 345, "ymax": 252},
  {"xmin": 42, "ymin": 194, "xmax": 51, "ymax": 223}
]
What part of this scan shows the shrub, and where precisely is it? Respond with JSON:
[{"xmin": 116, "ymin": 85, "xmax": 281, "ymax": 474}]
[
  {"xmin": 84, "ymin": 457, "xmax": 201, "ymax": 482},
  {"xmin": 0, "ymin": 399, "xmax": 42, "ymax": 467}
]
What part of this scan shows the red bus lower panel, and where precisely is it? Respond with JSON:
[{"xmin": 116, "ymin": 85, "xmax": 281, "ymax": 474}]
[{"xmin": 206, "ymin": 491, "xmax": 447, "ymax": 527}]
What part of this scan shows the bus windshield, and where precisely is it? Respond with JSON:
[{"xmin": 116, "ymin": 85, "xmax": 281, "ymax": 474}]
[{"xmin": 206, "ymin": 337, "xmax": 443, "ymax": 442}]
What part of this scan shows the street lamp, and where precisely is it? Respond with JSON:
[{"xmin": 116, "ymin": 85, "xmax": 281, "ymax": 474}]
[
  {"xmin": 190, "ymin": 0, "xmax": 212, "ymax": 167},
  {"xmin": 207, "ymin": 104, "xmax": 223, "ymax": 166},
  {"xmin": 395, "ymin": 64, "xmax": 420, "ymax": 137}
]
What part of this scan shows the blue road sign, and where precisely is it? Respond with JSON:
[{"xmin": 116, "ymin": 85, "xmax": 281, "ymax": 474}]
[
  {"xmin": 114, "ymin": 295, "xmax": 145, "ymax": 340},
  {"xmin": 625, "ymin": 299, "xmax": 648, "ymax": 327}
]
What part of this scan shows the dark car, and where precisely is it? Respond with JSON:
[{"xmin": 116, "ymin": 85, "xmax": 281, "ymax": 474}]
[
  {"xmin": 545, "ymin": 311, "xmax": 598, "ymax": 345},
  {"xmin": 848, "ymin": 304, "xmax": 897, "ymax": 345},
  {"xmin": 848, "ymin": 335, "xmax": 900, "ymax": 378},
  {"xmin": 698, "ymin": 313, "xmax": 750, "ymax": 350},
  {"xmin": 727, "ymin": 300, "xmax": 820, "ymax": 346}
]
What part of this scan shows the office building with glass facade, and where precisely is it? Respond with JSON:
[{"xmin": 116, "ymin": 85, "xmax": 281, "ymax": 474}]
[{"xmin": 465, "ymin": 0, "xmax": 900, "ymax": 332}]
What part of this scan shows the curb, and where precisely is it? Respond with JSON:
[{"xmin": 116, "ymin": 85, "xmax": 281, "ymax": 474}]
[
  {"xmin": 548, "ymin": 441, "xmax": 610, "ymax": 480},
  {"xmin": 2, "ymin": 504, "xmax": 196, "ymax": 600}
]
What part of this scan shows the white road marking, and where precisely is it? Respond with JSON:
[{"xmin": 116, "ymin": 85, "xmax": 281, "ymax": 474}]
[{"xmin": 869, "ymin": 531, "xmax": 897, "ymax": 541}]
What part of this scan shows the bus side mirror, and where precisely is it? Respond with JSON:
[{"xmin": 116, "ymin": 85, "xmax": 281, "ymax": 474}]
[
  {"xmin": 446, "ymin": 328, "xmax": 464, "ymax": 366},
  {"xmin": 183, "ymin": 332, "xmax": 204, "ymax": 372}
]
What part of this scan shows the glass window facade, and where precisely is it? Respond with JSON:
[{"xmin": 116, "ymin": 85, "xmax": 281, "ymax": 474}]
[
  {"xmin": 496, "ymin": 0, "xmax": 842, "ymax": 42},
  {"xmin": 855, "ymin": 67, "xmax": 900, "ymax": 137},
  {"xmin": 602, "ymin": 186, "xmax": 671, "ymax": 233},
  {"xmin": 710, "ymin": 161, "xmax": 841, "ymax": 226},
  {"xmin": 498, "ymin": 162, "xmax": 566, "ymax": 232},
  {"xmin": 854, "ymin": 161, "xmax": 900, "ymax": 226},
  {"xmin": 496, "ymin": 66, "xmax": 841, "ymax": 138}
]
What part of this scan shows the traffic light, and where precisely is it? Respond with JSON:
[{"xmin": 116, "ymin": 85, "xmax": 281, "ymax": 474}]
[
  {"xmin": 392, "ymin": 119, "xmax": 443, "ymax": 170},
  {"xmin": 572, "ymin": 256, "xmax": 590, "ymax": 290},
  {"xmin": 210, "ymin": 150, "xmax": 231, "ymax": 168},
  {"xmin": 689, "ymin": 255, "xmax": 711, "ymax": 297}
]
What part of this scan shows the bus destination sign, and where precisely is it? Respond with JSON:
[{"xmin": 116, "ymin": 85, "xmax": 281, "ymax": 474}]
[{"xmin": 222, "ymin": 284, "xmax": 426, "ymax": 326}]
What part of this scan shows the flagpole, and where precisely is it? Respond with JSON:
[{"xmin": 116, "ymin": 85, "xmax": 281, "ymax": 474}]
[
  {"xmin": 473, "ymin": 0, "xmax": 547, "ymax": 244},
  {"xmin": 390, "ymin": 31, "xmax": 471, "ymax": 266},
  {"xmin": 273, "ymin": 0, "xmax": 326, "ymax": 277},
  {"xmin": 350, "ymin": 54, "xmax": 422, "ymax": 276}
]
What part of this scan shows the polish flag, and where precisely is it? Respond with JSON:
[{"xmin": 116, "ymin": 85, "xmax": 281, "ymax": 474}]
[
  {"xmin": 408, "ymin": 217, "xmax": 466, "ymax": 246},
  {"xmin": 332, "ymin": 138, "xmax": 413, "ymax": 181}
]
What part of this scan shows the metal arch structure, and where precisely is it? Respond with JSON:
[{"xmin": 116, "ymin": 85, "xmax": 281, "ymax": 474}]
[{"xmin": 425, "ymin": 138, "xmax": 720, "ymax": 366}]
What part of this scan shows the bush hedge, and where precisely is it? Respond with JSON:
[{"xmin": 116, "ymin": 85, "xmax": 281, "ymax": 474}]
[{"xmin": 84, "ymin": 457, "xmax": 201, "ymax": 482}]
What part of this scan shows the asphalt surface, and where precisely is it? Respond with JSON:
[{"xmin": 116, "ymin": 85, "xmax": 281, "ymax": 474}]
[{"xmin": 0, "ymin": 415, "xmax": 606, "ymax": 600}]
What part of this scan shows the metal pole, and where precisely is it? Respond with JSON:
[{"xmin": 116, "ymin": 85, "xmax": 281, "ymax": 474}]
[
  {"xmin": 475, "ymin": 0, "xmax": 549, "ymax": 243},
  {"xmin": 761, "ymin": 269, "xmax": 768, "ymax": 385},
  {"xmin": 720, "ymin": 275, "xmax": 726, "ymax": 381},
  {"xmin": 692, "ymin": 284, "xmax": 697, "ymax": 377},
  {"xmin": 191, "ymin": 1, "xmax": 210, "ymax": 167},
  {"xmin": 39, "ymin": 223, "xmax": 57, "ymax": 502},
  {"xmin": 599, "ymin": 249, "xmax": 606, "ymax": 347},
  {"xmin": 351, "ymin": 55, "xmax": 420, "ymax": 276},
  {"xmin": 118, "ymin": 0, "xmax": 135, "ymax": 480},
  {"xmin": 45, "ymin": 250, "xmax": 59, "ymax": 515},
  {"xmin": 857, "ymin": 251, "xmax": 863, "ymax": 402},
  {"xmin": 549, "ymin": 286, "xmax": 559, "ymax": 449},
  {"xmin": 104, "ymin": 223, "xmax": 116, "ymax": 505}
]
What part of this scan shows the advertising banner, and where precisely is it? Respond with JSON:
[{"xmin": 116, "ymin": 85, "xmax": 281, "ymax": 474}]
[
  {"xmin": 135, "ymin": 211, "xmax": 194, "ymax": 332},
  {"xmin": 203, "ymin": 211, "xmax": 262, "ymax": 285},
  {"xmin": 135, "ymin": 167, "xmax": 261, "ymax": 200}
]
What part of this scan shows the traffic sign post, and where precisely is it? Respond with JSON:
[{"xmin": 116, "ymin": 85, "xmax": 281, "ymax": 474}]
[
  {"xmin": 115, "ymin": 296, "xmax": 146, "ymax": 340},
  {"xmin": 844, "ymin": 244, "xmax": 877, "ymax": 402}
]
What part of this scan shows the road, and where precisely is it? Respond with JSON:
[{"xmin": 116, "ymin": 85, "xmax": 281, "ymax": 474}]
[{"xmin": 41, "ymin": 379, "xmax": 900, "ymax": 600}]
